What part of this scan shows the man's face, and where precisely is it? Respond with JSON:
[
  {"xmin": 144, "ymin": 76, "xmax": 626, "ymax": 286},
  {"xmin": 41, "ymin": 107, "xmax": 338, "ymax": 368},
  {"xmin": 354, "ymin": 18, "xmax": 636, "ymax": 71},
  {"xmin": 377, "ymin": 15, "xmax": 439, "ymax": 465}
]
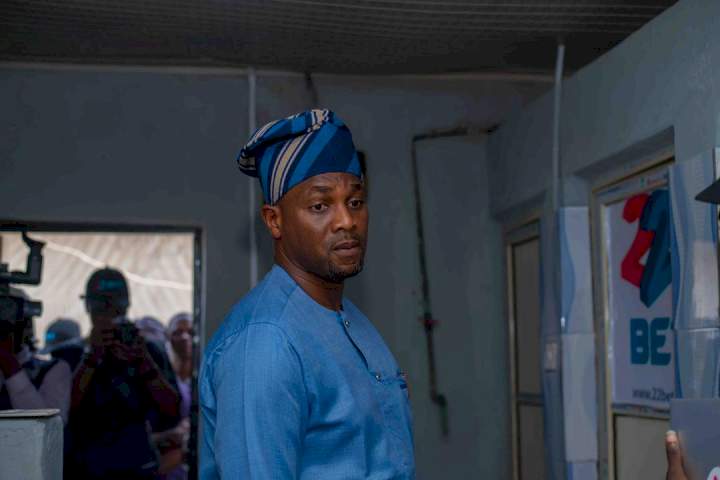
[
  {"xmin": 273, "ymin": 172, "xmax": 368, "ymax": 283},
  {"xmin": 85, "ymin": 296, "xmax": 125, "ymax": 328}
]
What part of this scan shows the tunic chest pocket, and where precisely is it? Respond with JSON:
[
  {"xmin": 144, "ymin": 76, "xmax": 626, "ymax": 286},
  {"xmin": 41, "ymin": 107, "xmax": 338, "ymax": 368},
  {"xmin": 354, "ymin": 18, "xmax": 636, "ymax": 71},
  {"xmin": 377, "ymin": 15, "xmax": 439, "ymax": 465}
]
[
  {"xmin": 398, "ymin": 372, "xmax": 409, "ymax": 400},
  {"xmin": 378, "ymin": 370, "xmax": 414, "ymax": 460}
]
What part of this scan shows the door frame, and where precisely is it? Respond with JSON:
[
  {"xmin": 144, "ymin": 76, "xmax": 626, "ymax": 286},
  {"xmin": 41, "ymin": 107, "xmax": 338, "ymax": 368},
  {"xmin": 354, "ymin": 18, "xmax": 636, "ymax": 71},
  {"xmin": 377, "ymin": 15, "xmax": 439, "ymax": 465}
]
[{"xmin": 588, "ymin": 152, "xmax": 674, "ymax": 480}]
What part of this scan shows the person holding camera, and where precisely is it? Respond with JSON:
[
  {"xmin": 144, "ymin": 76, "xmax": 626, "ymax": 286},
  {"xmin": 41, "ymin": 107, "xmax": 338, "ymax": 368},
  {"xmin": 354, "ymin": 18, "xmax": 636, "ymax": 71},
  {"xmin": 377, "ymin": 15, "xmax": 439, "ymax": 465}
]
[
  {"xmin": 0, "ymin": 288, "xmax": 72, "ymax": 423},
  {"xmin": 64, "ymin": 267, "xmax": 181, "ymax": 480}
]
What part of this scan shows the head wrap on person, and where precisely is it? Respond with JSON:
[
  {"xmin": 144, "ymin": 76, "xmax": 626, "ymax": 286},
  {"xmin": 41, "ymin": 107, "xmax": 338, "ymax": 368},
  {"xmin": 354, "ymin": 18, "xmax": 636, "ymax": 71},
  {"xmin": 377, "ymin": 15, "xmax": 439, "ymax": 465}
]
[
  {"xmin": 136, "ymin": 316, "xmax": 165, "ymax": 344},
  {"xmin": 237, "ymin": 109, "xmax": 362, "ymax": 205},
  {"xmin": 167, "ymin": 312, "xmax": 192, "ymax": 336},
  {"xmin": 40, "ymin": 318, "xmax": 82, "ymax": 354}
]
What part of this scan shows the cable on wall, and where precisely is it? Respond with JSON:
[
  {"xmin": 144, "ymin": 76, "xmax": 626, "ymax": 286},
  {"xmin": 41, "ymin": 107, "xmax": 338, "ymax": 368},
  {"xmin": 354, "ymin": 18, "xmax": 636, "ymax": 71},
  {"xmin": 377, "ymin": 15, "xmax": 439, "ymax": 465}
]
[
  {"xmin": 248, "ymin": 67, "xmax": 259, "ymax": 288},
  {"xmin": 410, "ymin": 124, "xmax": 495, "ymax": 437}
]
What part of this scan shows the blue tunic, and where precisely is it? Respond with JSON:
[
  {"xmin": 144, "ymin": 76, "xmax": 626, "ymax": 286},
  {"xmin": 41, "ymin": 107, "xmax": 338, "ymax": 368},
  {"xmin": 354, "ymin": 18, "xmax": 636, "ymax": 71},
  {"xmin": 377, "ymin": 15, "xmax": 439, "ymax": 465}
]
[{"xmin": 199, "ymin": 265, "xmax": 415, "ymax": 479}]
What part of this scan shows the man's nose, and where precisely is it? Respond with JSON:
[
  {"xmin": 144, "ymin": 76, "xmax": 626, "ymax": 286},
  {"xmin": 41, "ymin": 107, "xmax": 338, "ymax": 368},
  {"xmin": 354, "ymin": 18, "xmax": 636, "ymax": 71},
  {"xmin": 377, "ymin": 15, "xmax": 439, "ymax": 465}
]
[{"xmin": 332, "ymin": 204, "xmax": 355, "ymax": 231}]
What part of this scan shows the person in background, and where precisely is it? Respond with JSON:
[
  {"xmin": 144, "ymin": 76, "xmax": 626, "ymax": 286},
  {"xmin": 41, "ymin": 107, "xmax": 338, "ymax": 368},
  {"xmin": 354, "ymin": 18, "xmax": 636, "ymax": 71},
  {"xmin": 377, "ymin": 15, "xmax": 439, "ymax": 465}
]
[
  {"xmin": 138, "ymin": 312, "xmax": 193, "ymax": 480},
  {"xmin": 665, "ymin": 430, "xmax": 687, "ymax": 480},
  {"xmin": 65, "ymin": 268, "xmax": 180, "ymax": 480},
  {"xmin": 167, "ymin": 312, "xmax": 193, "ymax": 420},
  {"xmin": 0, "ymin": 289, "xmax": 72, "ymax": 424},
  {"xmin": 40, "ymin": 318, "xmax": 84, "ymax": 372},
  {"xmin": 152, "ymin": 312, "xmax": 195, "ymax": 480},
  {"xmin": 135, "ymin": 315, "xmax": 180, "ymax": 396},
  {"xmin": 137, "ymin": 315, "xmax": 168, "ymax": 346}
]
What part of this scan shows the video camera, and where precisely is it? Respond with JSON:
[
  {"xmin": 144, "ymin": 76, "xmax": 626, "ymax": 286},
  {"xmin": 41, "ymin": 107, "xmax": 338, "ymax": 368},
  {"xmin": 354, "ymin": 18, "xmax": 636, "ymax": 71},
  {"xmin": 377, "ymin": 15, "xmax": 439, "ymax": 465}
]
[{"xmin": 0, "ymin": 232, "xmax": 44, "ymax": 341}]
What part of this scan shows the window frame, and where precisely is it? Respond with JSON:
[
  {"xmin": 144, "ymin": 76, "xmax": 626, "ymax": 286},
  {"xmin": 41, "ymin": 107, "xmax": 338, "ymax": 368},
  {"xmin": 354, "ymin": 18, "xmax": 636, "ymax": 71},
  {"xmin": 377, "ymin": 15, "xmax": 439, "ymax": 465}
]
[{"xmin": 0, "ymin": 219, "xmax": 204, "ymax": 477}]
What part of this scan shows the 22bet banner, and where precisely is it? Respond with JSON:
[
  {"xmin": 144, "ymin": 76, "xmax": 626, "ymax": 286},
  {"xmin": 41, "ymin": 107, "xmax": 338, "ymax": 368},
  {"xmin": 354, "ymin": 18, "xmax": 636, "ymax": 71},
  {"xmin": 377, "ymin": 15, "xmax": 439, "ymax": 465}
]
[{"xmin": 604, "ymin": 188, "xmax": 675, "ymax": 408}]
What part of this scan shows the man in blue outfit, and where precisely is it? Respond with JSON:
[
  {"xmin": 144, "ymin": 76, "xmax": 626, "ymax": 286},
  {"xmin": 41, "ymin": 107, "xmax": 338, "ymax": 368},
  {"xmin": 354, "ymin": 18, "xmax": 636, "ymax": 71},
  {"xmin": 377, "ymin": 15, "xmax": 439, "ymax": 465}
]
[{"xmin": 200, "ymin": 109, "xmax": 414, "ymax": 479}]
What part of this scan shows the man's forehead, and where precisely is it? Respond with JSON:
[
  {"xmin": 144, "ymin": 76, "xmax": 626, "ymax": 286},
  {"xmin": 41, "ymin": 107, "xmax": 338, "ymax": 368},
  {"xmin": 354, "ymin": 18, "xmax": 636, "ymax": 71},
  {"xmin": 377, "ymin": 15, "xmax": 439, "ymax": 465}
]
[
  {"xmin": 302, "ymin": 173, "xmax": 364, "ymax": 192},
  {"xmin": 277, "ymin": 172, "xmax": 364, "ymax": 206}
]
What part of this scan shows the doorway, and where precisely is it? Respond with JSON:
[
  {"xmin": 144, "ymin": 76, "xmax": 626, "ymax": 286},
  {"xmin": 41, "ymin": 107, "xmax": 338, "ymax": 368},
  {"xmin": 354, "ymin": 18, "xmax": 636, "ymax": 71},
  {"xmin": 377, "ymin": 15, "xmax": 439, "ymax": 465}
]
[
  {"xmin": 505, "ymin": 219, "xmax": 546, "ymax": 480},
  {"xmin": 590, "ymin": 158, "xmax": 674, "ymax": 480}
]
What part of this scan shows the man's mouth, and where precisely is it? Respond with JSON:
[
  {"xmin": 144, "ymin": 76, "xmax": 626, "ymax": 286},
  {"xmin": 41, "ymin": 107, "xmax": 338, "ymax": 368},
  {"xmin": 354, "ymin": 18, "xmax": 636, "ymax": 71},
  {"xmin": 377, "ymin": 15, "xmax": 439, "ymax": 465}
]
[{"xmin": 332, "ymin": 240, "xmax": 363, "ymax": 256}]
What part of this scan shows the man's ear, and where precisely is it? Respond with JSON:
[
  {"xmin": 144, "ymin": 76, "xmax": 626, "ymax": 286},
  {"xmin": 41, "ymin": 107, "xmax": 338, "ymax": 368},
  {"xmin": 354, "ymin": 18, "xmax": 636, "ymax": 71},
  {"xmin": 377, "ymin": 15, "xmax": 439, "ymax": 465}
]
[{"xmin": 261, "ymin": 204, "xmax": 282, "ymax": 240}]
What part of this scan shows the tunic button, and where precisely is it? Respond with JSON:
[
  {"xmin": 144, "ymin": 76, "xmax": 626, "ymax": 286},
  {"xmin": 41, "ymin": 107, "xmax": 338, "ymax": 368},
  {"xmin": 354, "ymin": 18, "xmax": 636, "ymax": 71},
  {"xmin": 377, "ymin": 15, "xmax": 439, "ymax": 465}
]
[
  {"xmin": 344, "ymin": 320, "xmax": 350, "ymax": 327},
  {"xmin": 375, "ymin": 373, "xmax": 381, "ymax": 382}
]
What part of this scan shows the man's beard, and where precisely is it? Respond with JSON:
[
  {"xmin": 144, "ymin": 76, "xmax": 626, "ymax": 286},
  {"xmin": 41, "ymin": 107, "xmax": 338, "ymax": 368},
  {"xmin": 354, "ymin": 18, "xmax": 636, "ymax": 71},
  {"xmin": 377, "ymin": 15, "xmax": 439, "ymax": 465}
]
[{"xmin": 326, "ymin": 259, "xmax": 364, "ymax": 283}]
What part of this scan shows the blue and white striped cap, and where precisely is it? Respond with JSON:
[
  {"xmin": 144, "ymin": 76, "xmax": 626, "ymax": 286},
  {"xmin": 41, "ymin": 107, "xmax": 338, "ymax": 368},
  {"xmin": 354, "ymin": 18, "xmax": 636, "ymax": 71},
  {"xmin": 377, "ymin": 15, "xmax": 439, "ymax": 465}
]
[{"xmin": 238, "ymin": 109, "xmax": 362, "ymax": 205}]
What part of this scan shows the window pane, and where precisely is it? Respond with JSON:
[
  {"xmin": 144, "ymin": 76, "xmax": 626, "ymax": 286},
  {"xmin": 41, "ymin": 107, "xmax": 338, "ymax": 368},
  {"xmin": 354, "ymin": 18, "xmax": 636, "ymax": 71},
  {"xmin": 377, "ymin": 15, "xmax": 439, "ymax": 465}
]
[{"xmin": 0, "ymin": 231, "xmax": 193, "ymax": 346}]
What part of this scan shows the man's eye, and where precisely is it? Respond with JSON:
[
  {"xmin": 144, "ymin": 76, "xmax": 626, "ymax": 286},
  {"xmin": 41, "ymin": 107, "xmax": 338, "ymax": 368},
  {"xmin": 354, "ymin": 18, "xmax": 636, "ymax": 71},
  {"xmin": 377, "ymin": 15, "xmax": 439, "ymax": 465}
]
[
  {"xmin": 311, "ymin": 203, "xmax": 327, "ymax": 212},
  {"xmin": 349, "ymin": 199, "xmax": 365, "ymax": 209}
]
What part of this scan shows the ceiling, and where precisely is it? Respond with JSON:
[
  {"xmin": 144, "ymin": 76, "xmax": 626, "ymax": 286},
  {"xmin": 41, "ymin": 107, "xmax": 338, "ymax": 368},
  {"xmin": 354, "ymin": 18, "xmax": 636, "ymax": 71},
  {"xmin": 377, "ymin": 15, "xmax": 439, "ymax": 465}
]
[{"xmin": 1, "ymin": 0, "xmax": 676, "ymax": 75}]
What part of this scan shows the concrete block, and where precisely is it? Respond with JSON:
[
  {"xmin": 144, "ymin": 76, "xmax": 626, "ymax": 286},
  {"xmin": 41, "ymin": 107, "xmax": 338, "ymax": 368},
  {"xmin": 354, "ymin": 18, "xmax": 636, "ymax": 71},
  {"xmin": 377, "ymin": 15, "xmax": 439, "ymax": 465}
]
[
  {"xmin": 562, "ymin": 333, "xmax": 598, "ymax": 463},
  {"xmin": 0, "ymin": 409, "xmax": 63, "ymax": 480},
  {"xmin": 567, "ymin": 460, "xmax": 597, "ymax": 480},
  {"xmin": 559, "ymin": 207, "xmax": 594, "ymax": 335},
  {"xmin": 675, "ymin": 327, "xmax": 720, "ymax": 399}
]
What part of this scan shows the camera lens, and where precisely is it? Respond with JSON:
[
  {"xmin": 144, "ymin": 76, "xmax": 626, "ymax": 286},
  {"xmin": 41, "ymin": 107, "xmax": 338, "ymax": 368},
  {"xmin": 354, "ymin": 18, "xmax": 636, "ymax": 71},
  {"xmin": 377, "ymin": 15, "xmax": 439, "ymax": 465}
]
[{"xmin": 23, "ymin": 300, "xmax": 43, "ymax": 319}]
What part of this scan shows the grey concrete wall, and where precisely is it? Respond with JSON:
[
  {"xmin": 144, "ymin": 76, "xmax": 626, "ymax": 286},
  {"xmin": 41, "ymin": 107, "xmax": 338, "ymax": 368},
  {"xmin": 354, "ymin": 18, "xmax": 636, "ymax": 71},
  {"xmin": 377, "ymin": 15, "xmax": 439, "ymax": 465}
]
[
  {"xmin": 0, "ymin": 66, "xmax": 545, "ymax": 479},
  {"xmin": 413, "ymin": 136, "xmax": 506, "ymax": 478},
  {"xmin": 488, "ymin": 0, "xmax": 720, "ymax": 217}
]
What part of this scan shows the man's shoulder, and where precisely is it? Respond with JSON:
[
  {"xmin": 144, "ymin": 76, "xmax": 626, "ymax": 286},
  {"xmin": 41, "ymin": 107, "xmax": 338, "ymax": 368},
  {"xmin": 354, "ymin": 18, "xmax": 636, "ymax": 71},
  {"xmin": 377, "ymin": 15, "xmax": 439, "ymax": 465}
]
[{"xmin": 205, "ymin": 267, "xmax": 298, "ymax": 359}]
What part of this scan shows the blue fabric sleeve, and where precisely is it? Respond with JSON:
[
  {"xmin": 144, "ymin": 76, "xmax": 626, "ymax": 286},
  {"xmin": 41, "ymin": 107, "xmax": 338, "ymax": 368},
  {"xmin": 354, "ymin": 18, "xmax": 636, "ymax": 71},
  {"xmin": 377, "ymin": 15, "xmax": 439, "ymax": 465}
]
[{"xmin": 212, "ymin": 323, "xmax": 307, "ymax": 479}]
